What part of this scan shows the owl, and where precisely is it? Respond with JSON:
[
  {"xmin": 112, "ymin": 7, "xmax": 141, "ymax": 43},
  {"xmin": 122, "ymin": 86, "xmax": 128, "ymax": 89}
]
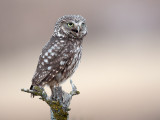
[{"xmin": 30, "ymin": 15, "xmax": 87, "ymax": 94}]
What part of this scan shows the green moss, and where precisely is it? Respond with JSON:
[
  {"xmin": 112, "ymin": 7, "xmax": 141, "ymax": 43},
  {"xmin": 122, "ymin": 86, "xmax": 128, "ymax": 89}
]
[
  {"xmin": 50, "ymin": 101, "xmax": 68, "ymax": 120},
  {"xmin": 76, "ymin": 91, "xmax": 80, "ymax": 94},
  {"xmin": 31, "ymin": 86, "xmax": 68, "ymax": 119},
  {"xmin": 21, "ymin": 85, "xmax": 80, "ymax": 120}
]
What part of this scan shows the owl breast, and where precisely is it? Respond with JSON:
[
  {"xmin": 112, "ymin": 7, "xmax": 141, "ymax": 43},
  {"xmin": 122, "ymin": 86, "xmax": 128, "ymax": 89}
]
[{"xmin": 59, "ymin": 41, "xmax": 82, "ymax": 83}]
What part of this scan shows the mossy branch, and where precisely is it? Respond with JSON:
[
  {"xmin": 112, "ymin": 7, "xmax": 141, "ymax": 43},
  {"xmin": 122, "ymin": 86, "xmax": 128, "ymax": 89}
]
[{"xmin": 21, "ymin": 80, "xmax": 80, "ymax": 120}]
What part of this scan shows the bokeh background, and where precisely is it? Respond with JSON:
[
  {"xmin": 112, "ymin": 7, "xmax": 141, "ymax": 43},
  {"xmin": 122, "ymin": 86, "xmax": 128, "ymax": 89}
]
[{"xmin": 0, "ymin": 0, "xmax": 160, "ymax": 120}]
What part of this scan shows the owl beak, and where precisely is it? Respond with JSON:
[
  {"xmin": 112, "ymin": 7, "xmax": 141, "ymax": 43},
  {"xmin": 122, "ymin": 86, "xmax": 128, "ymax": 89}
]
[
  {"xmin": 71, "ymin": 25, "xmax": 80, "ymax": 37},
  {"xmin": 76, "ymin": 25, "xmax": 80, "ymax": 36}
]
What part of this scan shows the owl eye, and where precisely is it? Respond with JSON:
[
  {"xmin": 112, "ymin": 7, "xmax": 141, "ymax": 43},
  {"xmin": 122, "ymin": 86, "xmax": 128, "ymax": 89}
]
[
  {"xmin": 67, "ymin": 22, "xmax": 74, "ymax": 27},
  {"xmin": 81, "ymin": 23, "xmax": 85, "ymax": 27}
]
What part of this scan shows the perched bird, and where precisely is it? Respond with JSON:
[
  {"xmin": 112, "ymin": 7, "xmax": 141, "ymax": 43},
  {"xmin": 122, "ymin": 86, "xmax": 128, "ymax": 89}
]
[{"xmin": 30, "ymin": 15, "xmax": 87, "ymax": 94}]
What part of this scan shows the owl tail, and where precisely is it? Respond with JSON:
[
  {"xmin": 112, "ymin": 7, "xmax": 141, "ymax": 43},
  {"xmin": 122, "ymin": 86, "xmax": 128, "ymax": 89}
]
[{"xmin": 30, "ymin": 85, "xmax": 35, "ymax": 98}]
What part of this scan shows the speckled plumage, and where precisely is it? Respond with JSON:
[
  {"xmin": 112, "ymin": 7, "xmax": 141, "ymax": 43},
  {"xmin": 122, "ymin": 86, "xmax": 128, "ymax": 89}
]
[{"xmin": 31, "ymin": 15, "xmax": 87, "ymax": 93}]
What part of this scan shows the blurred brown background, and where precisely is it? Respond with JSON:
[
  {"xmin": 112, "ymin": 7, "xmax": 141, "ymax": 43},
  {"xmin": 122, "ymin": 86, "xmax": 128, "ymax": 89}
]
[{"xmin": 0, "ymin": 0, "xmax": 160, "ymax": 120}]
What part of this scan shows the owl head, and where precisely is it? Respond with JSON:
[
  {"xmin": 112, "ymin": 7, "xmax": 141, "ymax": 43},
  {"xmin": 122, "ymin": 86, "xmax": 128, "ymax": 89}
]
[{"xmin": 54, "ymin": 15, "xmax": 87, "ymax": 39}]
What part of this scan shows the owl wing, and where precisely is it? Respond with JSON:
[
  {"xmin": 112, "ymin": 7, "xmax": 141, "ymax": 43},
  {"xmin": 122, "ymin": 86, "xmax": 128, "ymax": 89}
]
[{"xmin": 31, "ymin": 36, "xmax": 71, "ymax": 86}]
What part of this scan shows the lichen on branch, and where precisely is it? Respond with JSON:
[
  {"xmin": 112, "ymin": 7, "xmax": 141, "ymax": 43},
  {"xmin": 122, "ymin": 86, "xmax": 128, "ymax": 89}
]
[{"xmin": 21, "ymin": 80, "xmax": 80, "ymax": 120}]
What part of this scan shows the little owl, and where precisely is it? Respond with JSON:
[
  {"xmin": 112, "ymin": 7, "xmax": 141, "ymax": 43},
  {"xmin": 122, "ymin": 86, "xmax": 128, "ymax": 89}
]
[{"xmin": 30, "ymin": 15, "xmax": 87, "ymax": 94}]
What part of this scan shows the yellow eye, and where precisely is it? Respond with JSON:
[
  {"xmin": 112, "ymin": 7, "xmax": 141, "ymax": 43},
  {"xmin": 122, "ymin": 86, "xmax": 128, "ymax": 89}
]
[{"xmin": 67, "ymin": 22, "xmax": 74, "ymax": 27}]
